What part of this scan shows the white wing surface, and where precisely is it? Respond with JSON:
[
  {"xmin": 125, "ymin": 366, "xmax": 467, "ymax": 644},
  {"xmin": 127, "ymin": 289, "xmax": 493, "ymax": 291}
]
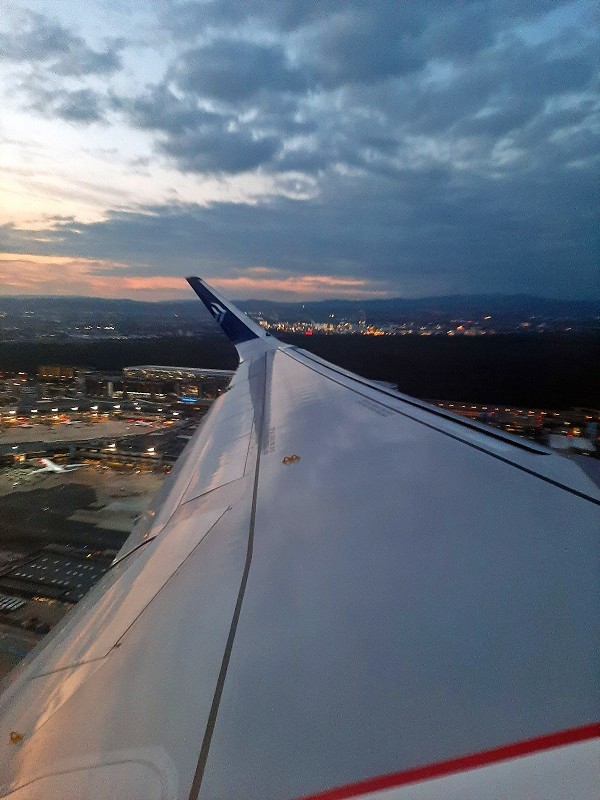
[{"xmin": 0, "ymin": 278, "xmax": 597, "ymax": 800}]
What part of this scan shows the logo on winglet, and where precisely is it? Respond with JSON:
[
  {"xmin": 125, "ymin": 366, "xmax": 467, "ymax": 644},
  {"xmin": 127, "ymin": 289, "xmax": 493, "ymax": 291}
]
[{"xmin": 209, "ymin": 302, "xmax": 227, "ymax": 325}]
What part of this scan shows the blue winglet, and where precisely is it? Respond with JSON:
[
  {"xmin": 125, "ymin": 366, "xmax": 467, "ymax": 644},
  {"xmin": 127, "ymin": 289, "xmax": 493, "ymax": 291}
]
[{"xmin": 186, "ymin": 276, "xmax": 266, "ymax": 346}]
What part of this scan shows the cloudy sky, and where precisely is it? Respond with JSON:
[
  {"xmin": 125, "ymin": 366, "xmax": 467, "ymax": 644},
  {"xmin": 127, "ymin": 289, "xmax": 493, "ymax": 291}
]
[{"xmin": 0, "ymin": 1, "xmax": 598, "ymax": 300}]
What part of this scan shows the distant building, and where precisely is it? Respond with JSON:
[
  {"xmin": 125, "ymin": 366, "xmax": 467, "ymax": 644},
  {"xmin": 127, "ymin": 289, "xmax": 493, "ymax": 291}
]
[
  {"xmin": 122, "ymin": 365, "xmax": 234, "ymax": 382},
  {"xmin": 37, "ymin": 365, "xmax": 87, "ymax": 381},
  {"xmin": 0, "ymin": 545, "xmax": 113, "ymax": 604},
  {"xmin": 85, "ymin": 365, "xmax": 234, "ymax": 401},
  {"xmin": 84, "ymin": 372, "xmax": 123, "ymax": 399}
]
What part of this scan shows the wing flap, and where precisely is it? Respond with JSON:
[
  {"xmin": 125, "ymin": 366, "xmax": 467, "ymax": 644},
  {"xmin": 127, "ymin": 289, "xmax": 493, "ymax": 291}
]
[{"xmin": 33, "ymin": 506, "xmax": 230, "ymax": 673}]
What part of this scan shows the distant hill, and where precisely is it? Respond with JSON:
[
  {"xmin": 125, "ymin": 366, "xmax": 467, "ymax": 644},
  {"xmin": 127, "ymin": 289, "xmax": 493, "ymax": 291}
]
[
  {"xmin": 1, "ymin": 293, "xmax": 597, "ymax": 323},
  {"xmin": 236, "ymin": 295, "xmax": 599, "ymax": 323},
  {"xmin": 0, "ymin": 296, "xmax": 207, "ymax": 322}
]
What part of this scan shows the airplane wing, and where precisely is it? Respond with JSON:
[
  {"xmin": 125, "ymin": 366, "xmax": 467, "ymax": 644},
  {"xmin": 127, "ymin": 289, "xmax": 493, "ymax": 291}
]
[{"xmin": 0, "ymin": 278, "xmax": 598, "ymax": 799}]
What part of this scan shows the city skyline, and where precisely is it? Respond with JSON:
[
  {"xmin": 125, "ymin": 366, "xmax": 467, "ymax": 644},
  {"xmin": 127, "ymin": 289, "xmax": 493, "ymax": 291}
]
[{"xmin": 1, "ymin": 1, "xmax": 598, "ymax": 301}]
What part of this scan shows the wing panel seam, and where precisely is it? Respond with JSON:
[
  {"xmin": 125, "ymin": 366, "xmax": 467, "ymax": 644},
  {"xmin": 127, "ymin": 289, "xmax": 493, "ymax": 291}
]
[{"xmin": 187, "ymin": 353, "xmax": 268, "ymax": 800}]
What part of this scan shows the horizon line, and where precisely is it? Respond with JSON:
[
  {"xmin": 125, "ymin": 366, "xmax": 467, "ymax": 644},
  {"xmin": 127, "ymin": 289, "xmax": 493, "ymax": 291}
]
[{"xmin": 0, "ymin": 292, "xmax": 598, "ymax": 305}]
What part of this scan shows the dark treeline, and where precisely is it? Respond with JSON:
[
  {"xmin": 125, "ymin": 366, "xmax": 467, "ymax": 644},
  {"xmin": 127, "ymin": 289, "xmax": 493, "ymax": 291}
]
[
  {"xmin": 0, "ymin": 336, "xmax": 238, "ymax": 374},
  {"xmin": 278, "ymin": 333, "xmax": 599, "ymax": 409},
  {"xmin": 0, "ymin": 333, "xmax": 598, "ymax": 409}
]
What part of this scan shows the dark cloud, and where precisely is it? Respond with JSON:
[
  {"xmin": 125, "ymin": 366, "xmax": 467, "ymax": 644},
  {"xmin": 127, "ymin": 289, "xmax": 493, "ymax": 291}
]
[
  {"xmin": 173, "ymin": 39, "xmax": 309, "ymax": 101},
  {"xmin": 117, "ymin": 0, "xmax": 599, "ymax": 182},
  {"xmin": 28, "ymin": 86, "xmax": 105, "ymax": 123},
  {"xmin": 304, "ymin": 7, "xmax": 426, "ymax": 88},
  {"xmin": 3, "ymin": 1, "xmax": 598, "ymax": 299},
  {"xmin": 419, "ymin": 4, "xmax": 496, "ymax": 59},
  {"xmin": 116, "ymin": 84, "xmax": 280, "ymax": 172},
  {"xmin": 9, "ymin": 133, "xmax": 598, "ymax": 299},
  {"xmin": 113, "ymin": 85, "xmax": 218, "ymax": 135},
  {"xmin": 164, "ymin": 0, "xmax": 343, "ymax": 35},
  {"xmin": 0, "ymin": 11, "xmax": 121, "ymax": 75},
  {"xmin": 159, "ymin": 126, "xmax": 280, "ymax": 172},
  {"xmin": 165, "ymin": 0, "xmax": 567, "ymax": 38}
]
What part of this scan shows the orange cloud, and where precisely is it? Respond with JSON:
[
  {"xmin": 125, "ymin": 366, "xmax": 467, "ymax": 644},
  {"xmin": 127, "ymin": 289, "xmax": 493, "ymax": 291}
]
[
  {"xmin": 89, "ymin": 275, "xmax": 186, "ymax": 294},
  {"xmin": 0, "ymin": 254, "xmax": 390, "ymax": 301},
  {"xmin": 209, "ymin": 267, "xmax": 390, "ymax": 300},
  {"xmin": 0, "ymin": 254, "xmax": 190, "ymax": 300}
]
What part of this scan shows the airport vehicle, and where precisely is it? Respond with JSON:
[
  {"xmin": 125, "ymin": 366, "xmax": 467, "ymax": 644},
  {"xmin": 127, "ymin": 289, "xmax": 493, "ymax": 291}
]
[{"xmin": 0, "ymin": 278, "xmax": 597, "ymax": 799}]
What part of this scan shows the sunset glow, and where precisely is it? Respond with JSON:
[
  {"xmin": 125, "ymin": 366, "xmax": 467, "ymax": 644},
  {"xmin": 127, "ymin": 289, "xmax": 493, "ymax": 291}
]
[
  {"xmin": 0, "ymin": 254, "xmax": 387, "ymax": 301},
  {"xmin": 0, "ymin": 2, "xmax": 597, "ymax": 301}
]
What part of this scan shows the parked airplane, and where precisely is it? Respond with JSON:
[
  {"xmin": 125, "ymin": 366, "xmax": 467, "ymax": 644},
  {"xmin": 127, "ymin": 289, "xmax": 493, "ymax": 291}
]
[
  {"xmin": 0, "ymin": 278, "xmax": 597, "ymax": 799},
  {"xmin": 9, "ymin": 458, "xmax": 84, "ymax": 485},
  {"xmin": 29, "ymin": 458, "xmax": 85, "ymax": 475}
]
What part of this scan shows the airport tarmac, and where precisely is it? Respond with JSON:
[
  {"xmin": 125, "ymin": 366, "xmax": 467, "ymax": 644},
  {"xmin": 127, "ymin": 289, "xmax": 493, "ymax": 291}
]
[
  {"xmin": 0, "ymin": 466, "xmax": 166, "ymax": 680},
  {"xmin": 0, "ymin": 622, "xmax": 40, "ymax": 681},
  {"xmin": 0, "ymin": 420, "xmax": 165, "ymax": 446},
  {"xmin": 0, "ymin": 467, "xmax": 164, "ymax": 544},
  {"xmin": 56, "ymin": 467, "xmax": 164, "ymax": 532}
]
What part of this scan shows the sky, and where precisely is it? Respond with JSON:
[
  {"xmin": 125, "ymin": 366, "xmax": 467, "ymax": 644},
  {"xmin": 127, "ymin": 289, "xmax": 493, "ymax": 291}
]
[{"xmin": 0, "ymin": 0, "xmax": 598, "ymax": 301}]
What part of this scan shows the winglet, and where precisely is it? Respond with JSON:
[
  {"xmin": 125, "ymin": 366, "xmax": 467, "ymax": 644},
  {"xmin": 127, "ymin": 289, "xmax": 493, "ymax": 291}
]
[{"xmin": 186, "ymin": 276, "xmax": 268, "ymax": 347}]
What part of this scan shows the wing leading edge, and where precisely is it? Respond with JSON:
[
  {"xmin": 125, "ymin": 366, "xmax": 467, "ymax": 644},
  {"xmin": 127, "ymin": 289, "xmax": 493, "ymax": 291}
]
[{"xmin": 0, "ymin": 279, "xmax": 597, "ymax": 800}]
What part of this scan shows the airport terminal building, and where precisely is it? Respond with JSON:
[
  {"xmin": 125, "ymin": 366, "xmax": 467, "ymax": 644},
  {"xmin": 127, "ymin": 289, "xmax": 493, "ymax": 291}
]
[{"xmin": 85, "ymin": 365, "xmax": 234, "ymax": 401}]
